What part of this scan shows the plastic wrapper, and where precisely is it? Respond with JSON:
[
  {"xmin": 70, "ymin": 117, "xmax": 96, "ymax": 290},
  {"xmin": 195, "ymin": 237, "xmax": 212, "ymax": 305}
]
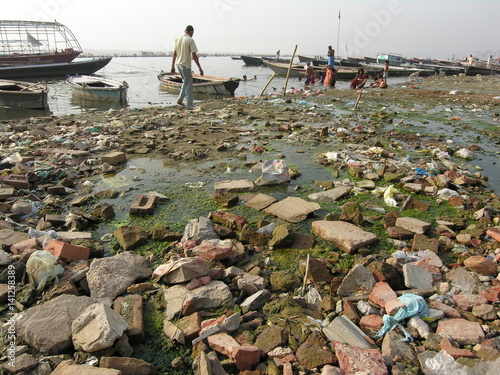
[
  {"xmin": 255, "ymin": 160, "xmax": 290, "ymax": 186},
  {"xmin": 26, "ymin": 250, "xmax": 64, "ymax": 290}
]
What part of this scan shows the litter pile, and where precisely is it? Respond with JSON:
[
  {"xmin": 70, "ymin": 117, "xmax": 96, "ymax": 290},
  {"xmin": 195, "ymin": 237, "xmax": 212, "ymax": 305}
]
[{"xmin": 0, "ymin": 79, "xmax": 499, "ymax": 374}]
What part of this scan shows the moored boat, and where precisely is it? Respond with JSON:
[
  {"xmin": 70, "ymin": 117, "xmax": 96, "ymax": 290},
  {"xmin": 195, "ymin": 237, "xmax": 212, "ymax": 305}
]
[
  {"xmin": 262, "ymin": 60, "xmax": 370, "ymax": 79},
  {"xmin": 0, "ymin": 20, "xmax": 82, "ymax": 66},
  {"xmin": 0, "ymin": 79, "xmax": 48, "ymax": 109},
  {"xmin": 0, "ymin": 57, "xmax": 112, "ymax": 79},
  {"xmin": 66, "ymin": 75, "xmax": 128, "ymax": 103},
  {"xmin": 157, "ymin": 72, "xmax": 240, "ymax": 97},
  {"xmin": 461, "ymin": 63, "xmax": 499, "ymax": 76},
  {"xmin": 240, "ymin": 55, "xmax": 264, "ymax": 66}
]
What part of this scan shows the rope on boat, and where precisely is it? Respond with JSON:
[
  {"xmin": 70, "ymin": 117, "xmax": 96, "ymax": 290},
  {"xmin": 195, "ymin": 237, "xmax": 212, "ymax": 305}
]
[{"xmin": 107, "ymin": 61, "xmax": 161, "ymax": 73}]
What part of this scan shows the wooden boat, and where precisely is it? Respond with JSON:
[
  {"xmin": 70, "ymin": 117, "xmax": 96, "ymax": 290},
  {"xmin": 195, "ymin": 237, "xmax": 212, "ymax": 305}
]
[
  {"xmin": 461, "ymin": 63, "xmax": 499, "ymax": 76},
  {"xmin": 0, "ymin": 20, "xmax": 82, "ymax": 66},
  {"xmin": 261, "ymin": 56, "xmax": 292, "ymax": 64},
  {"xmin": 66, "ymin": 75, "xmax": 128, "ymax": 103},
  {"xmin": 157, "ymin": 72, "xmax": 240, "ymax": 97},
  {"xmin": 262, "ymin": 60, "xmax": 370, "ymax": 79},
  {"xmin": 241, "ymin": 55, "xmax": 264, "ymax": 66},
  {"xmin": 0, "ymin": 79, "xmax": 48, "ymax": 109},
  {"xmin": 0, "ymin": 57, "xmax": 112, "ymax": 79}
]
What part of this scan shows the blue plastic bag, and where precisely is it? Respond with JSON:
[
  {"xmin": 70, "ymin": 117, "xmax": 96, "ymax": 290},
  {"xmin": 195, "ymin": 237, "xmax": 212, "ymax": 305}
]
[{"xmin": 375, "ymin": 293, "xmax": 428, "ymax": 341}]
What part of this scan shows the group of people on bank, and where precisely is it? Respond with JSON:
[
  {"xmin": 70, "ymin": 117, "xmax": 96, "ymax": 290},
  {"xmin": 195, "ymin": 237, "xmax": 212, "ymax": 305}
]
[
  {"xmin": 303, "ymin": 46, "xmax": 389, "ymax": 90},
  {"xmin": 170, "ymin": 25, "xmax": 392, "ymax": 110}
]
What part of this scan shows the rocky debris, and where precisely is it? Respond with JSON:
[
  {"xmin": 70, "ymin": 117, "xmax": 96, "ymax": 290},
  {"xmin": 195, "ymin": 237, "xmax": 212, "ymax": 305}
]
[
  {"xmin": 0, "ymin": 81, "xmax": 499, "ymax": 374},
  {"xmin": 86, "ymin": 251, "xmax": 152, "ymax": 299},
  {"xmin": 17, "ymin": 295, "xmax": 95, "ymax": 354},
  {"xmin": 72, "ymin": 303, "xmax": 129, "ymax": 352}
]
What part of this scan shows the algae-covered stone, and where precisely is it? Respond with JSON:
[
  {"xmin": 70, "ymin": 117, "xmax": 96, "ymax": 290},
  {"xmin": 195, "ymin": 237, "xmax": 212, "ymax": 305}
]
[
  {"xmin": 270, "ymin": 270, "xmax": 301, "ymax": 292},
  {"xmin": 254, "ymin": 325, "xmax": 288, "ymax": 354}
]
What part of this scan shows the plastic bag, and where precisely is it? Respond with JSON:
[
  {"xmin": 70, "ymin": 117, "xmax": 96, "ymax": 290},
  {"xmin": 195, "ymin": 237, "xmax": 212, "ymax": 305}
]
[
  {"xmin": 375, "ymin": 293, "xmax": 428, "ymax": 340},
  {"xmin": 423, "ymin": 350, "xmax": 500, "ymax": 375},
  {"xmin": 26, "ymin": 250, "xmax": 64, "ymax": 290},
  {"xmin": 383, "ymin": 185, "xmax": 399, "ymax": 207},
  {"xmin": 255, "ymin": 160, "xmax": 290, "ymax": 186}
]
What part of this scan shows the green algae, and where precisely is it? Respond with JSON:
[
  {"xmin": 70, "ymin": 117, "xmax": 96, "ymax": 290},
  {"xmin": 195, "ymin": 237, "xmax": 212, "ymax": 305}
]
[{"xmin": 133, "ymin": 293, "xmax": 193, "ymax": 374}]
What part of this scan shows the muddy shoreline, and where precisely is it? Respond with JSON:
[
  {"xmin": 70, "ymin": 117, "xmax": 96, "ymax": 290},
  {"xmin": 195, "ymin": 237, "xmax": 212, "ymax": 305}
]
[{"xmin": 0, "ymin": 74, "xmax": 499, "ymax": 375}]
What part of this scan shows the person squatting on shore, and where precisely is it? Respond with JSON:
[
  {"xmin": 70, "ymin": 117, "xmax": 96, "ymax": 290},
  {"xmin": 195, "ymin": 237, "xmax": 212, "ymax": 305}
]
[
  {"xmin": 350, "ymin": 68, "xmax": 368, "ymax": 89},
  {"xmin": 171, "ymin": 25, "xmax": 204, "ymax": 110}
]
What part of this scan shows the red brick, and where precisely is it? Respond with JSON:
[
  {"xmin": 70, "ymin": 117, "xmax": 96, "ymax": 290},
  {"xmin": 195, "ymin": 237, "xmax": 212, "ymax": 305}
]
[
  {"xmin": 481, "ymin": 286, "xmax": 500, "ymax": 302},
  {"xmin": 114, "ymin": 295, "xmax": 144, "ymax": 343},
  {"xmin": 232, "ymin": 344, "xmax": 261, "ymax": 371},
  {"xmin": 359, "ymin": 315, "xmax": 383, "ymax": 331},
  {"xmin": 2, "ymin": 174, "xmax": 29, "ymax": 189},
  {"xmin": 440, "ymin": 337, "xmax": 475, "ymax": 359},
  {"xmin": 369, "ymin": 281, "xmax": 397, "ymax": 308},
  {"xmin": 44, "ymin": 239, "xmax": 90, "ymax": 262},
  {"xmin": 129, "ymin": 194, "xmax": 157, "ymax": 216}
]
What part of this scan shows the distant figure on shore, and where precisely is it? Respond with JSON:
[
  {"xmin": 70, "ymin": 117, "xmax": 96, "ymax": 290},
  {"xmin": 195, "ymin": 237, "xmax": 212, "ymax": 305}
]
[
  {"xmin": 324, "ymin": 65, "xmax": 336, "ymax": 88},
  {"xmin": 327, "ymin": 46, "xmax": 335, "ymax": 68},
  {"xmin": 276, "ymin": 50, "xmax": 280, "ymax": 60},
  {"xmin": 350, "ymin": 68, "xmax": 368, "ymax": 89},
  {"xmin": 487, "ymin": 55, "xmax": 493, "ymax": 68},
  {"xmin": 304, "ymin": 63, "xmax": 316, "ymax": 86},
  {"xmin": 468, "ymin": 54, "xmax": 474, "ymax": 66},
  {"xmin": 382, "ymin": 60, "xmax": 389, "ymax": 86},
  {"xmin": 171, "ymin": 25, "xmax": 204, "ymax": 110}
]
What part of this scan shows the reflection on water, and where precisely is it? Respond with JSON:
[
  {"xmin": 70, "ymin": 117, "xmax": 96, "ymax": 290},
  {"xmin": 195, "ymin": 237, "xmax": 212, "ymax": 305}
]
[
  {"xmin": 0, "ymin": 56, "xmax": 379, "ymax": 119},
  {"xmin": 69, "ymin": 96, "xmax": 128, "ymax": 113},
  {"xmin": 0, "ymin": 106, "xmax": 52, "ymax": 120}
]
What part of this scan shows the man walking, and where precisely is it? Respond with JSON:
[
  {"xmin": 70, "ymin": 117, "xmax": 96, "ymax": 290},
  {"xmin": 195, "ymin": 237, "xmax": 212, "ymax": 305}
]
[{"xmin": 171, "ymin": 25, "xmax": 203, "ymax": 110}]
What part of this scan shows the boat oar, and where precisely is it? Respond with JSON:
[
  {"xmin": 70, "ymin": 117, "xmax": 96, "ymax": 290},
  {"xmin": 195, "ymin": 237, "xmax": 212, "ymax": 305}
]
[
  {"xmin": 20, "ymin": 82, "xmax": 44, "ymax": 91},
  {"xmin": 283, "ymin": 44, "xmax": 298, "ymax": 96},
  {"xmin": 259, "ymin": 72, "xmax": 277, "ymax": 96}
]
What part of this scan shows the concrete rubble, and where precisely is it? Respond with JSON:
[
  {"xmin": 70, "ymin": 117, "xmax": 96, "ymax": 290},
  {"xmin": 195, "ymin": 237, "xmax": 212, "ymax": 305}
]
[{"xmin": 0, "ymin": 77, "xmax": 499, "ymax": 374}]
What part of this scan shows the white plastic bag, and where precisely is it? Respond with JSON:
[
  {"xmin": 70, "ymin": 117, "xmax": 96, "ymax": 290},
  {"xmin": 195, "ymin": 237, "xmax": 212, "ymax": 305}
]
[
  {"xmin": 26, "ymin": 250, "xmax": 64, "ymax": 290},
  {"xmin": 423, "ymin": 350, "xmax": 500, "ymax": 375},
  {"xmin": 255, "ymin": 160, "xmax": 290, "ymax": 186}
]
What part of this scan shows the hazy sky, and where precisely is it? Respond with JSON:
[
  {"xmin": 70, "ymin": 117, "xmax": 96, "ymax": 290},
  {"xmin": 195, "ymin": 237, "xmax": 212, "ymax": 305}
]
[{"xmin": 4, "ymin": 0, "xmax": 499, "ymax": 59}]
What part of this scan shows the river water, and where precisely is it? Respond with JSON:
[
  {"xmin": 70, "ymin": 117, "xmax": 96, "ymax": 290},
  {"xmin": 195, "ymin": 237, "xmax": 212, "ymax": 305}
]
[{"xmin": 0, "ymin": 56, "xmax": 398, "ymax": 118}]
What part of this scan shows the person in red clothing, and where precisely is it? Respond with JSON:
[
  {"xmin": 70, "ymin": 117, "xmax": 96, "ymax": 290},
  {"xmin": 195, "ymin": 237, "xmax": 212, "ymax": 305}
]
[{"xmin": 350, "ymin": 68, "xmax": 368, "ymax": 89}]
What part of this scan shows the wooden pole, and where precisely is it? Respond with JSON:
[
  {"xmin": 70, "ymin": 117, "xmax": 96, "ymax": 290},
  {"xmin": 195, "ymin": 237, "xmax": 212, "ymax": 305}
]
[
  {"xmin": 301, "ymin": 254, "xmax": 310, "ymax": 297},
  {"xmin": 353, "ymin": 90, "xmax": 363, "ymax": 110},
  {"xmin": 282, "ymin": 44, "xmax": 298, "ymax": 96},
  {"xmin": 259, "ymin": 72, "xmax": 277, "ymax": 96}
]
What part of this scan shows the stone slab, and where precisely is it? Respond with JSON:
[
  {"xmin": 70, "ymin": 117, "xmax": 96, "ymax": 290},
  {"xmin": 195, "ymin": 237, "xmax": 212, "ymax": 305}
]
[
  {"xmin": 264, "ymin": 197, "xmax": 320, "ymax": 223},
  {"xmin": 312, "ymin": 220, "xmax": 378, "ymax": 253}
]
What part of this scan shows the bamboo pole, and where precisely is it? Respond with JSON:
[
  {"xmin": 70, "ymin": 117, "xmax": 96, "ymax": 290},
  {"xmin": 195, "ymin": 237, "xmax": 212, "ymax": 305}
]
[
  {"xmin": 282, "ymin": 44, "xmax": 298, "ymax": 96},
  {"xmin": 301, "ymin": 254, "xmax": 310, "ymax": 297},
  {"xmin": 259, "ymin": 72, "xmax": 277, "ymax": 97},
  {"xmin": 353, "ymin": 90, "xmax": 363, "ymax": 110}
]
